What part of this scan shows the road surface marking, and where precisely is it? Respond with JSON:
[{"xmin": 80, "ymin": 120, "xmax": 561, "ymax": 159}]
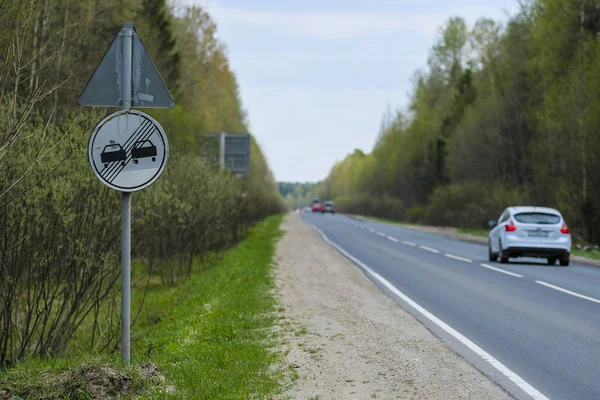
[
  {"xmin": 387, "ymin": 236, "xmax": 399, "ymax": 242},
  {"xmin": 402, "ymin": 241, "xmax": 416, "ymax": 247},
  {"xmin": 419, "ymin": 245, "xmax": 439, "ymax": 254},
  {"xmin": 308, "ymin": 223, "xmax": 549, "ymax": 400},
  {"xmin": 377, "ymin": 232, "xmax": 386, "ymax": 237},
  {"xmin": 536, "ymin": 281, "xmax": 600, "ymax": 304},
  {"xmin": 481, "ymin": 264, "xmax": 523, "ymax": 278},
  {"xmin": 369, "ymin": 228, "xmax": 375, "ymax": 233},
  {"xmin": 444, "ymin": 253, "xmax": 473, "ymax": 263}
]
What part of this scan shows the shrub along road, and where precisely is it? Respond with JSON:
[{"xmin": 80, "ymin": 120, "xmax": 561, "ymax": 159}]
[{"xmin": 0, "ymin": 215, "xmax": 288, "ymax": 399}]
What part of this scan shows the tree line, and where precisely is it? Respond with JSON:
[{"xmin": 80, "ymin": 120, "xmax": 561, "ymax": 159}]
[
  {"xmin": 318, "ymin": 0, "xmax": 600, "ymax": 243},
  {"xmin": 278, "ymin": 182, "xmax": 319, "ymax": 209},
  {"xmin": 0, "ymin": 0, "xmax": 281, "ymax": 365}
]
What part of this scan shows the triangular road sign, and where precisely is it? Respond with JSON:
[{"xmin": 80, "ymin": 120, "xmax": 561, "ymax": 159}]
[{"xmin": 79, "ymin": 21, "xmax": 174, "ymax": 108}]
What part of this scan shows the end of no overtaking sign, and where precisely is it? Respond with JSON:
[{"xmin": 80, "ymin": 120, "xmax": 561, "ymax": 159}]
[
  {"xmin": 88, "ymin": 109, "xmax": 169, "ymax": 192},
  {"xmin": 81, "ymin": 20, "xmax": 174, "ymax": 366}
]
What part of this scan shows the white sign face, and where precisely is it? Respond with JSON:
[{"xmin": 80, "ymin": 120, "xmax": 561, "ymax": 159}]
[{"xmin": 88, "ymin": 110, "xmax": 168, "ymax": 192}]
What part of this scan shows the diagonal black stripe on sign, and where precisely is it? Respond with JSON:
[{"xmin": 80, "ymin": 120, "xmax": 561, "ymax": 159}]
[
  {"xmin": 100, "ymin": 119, "xmax": 150, "ymax": 175},
  {"xmin": 104, "ymin": 124, "xmax": 156, "ymax": 183},
  {"xmin": 106, "ymin": 126, "xmax": 159, "ymax": 183},
  {"xmin": 100, "ymin": 120, "xmax": 151, "ymax": 178},
  {"xmin": 100, "ymin": 121, "xmax": 153, "ymax": 180},
  {"xmin": 106, "ymin": 126, "xmax": 158, "ymax": 183},
  {"xmin": 100, "ymin": 119, "xmax": 151, "ymax": 178},
  {"xmin": 105, "ymin": 123, "xmax": 155, "ymax": 181}
]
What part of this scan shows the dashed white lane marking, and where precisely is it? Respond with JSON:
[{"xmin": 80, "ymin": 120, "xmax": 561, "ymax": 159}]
[
  {"xmin": 377, "ymin": 232, "xmax": 386, "ymax": 237},
  {"xmin": 402, "ymin": 241, "xmax": 417, "ymax": 247},
  {"xmin": 387, "ymin": 236, "xmax": 399, "ymax": 243},
  {"xmin": 369, "ymin": 228, "xmax": 375, "ymax": 233},
  {"xmin": 536, "ymin": 281, "xmax": 600, "ymax": 304},
  {"xmin": 480, "ymin": 263, "xmax": 523, "ymax": 278},
  {"xmin": 419, "ymin": 245, "xmax": 440, "ymax": 254},
  {"xmin": 308, "ymin": 223, "xmax": 549, "ymax": 400},
  {"xmin": 444, "ymin": 253, "xmax": 473, "ymax": 263}
]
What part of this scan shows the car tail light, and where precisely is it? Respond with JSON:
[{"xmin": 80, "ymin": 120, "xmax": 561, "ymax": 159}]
[
  {"xmin": 505, "ymin": 220, "xmax": 517, "ymax": 232},
  {"xmin": 560, "ymin": 223, "xmax": 570, "ymax": 234}
]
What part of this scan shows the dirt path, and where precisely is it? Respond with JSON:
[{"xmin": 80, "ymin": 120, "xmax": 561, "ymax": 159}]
[{"xmin": 275, "ymin": 213, "xmax": 512, "ymax": 400}]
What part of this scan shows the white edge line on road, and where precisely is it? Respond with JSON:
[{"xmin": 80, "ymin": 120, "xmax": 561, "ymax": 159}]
[
  {"xmin": 377, "ymin": 232, "xmax": 386, "ymax": 237},
  {"xmin": 387, "ymin": 236, "xmax": 399, "ymax": 243},
  {"xmin": 402, "ymin": 241, "xmax": 416, "ymax": 247},
  {"xmin": 308, "ymin": 223, "xmax": 548, "ymax": 400},
  {"xmin": 444, "ymin": 253, "xmax": 473, "ymax": 263},
  {"xmin": 480, "ymin": 264, "xmax": 523, "ymax": 278},
  {"xmin": 536, "ymin": 280, "xmax": 600, "ymax": 304},
  {"xmin": 419, "ymin": 245, "xmax": 440, "ymax": 254}
]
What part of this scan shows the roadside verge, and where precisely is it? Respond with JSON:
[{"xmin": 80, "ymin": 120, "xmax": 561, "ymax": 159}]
[
  {"xmin": 275, "ymin": 213, "xmax": 512, "ymax": 399},
  {"xmin": 0, "ymin": 215, "xmax": 287, "ymax": 399}
]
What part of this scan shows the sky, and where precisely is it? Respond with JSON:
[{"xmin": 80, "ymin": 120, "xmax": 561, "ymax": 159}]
[{"xmin": 175, "ymin": 0, "xmax": 518, "ymax": 182}]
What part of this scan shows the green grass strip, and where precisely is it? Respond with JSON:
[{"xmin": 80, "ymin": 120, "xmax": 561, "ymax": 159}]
[
  {"xmin": 571, "ymin": 249, "xmax": 600, "ymax": 260},
  {"xmin": 1, "ymin": 214, "xmax": 286, "ymax": 400},
  {"xmin": 456, "ymin": 228, "xmax": 488, "ymax": 237},
  {"xmin": 136, "ymin": 213, "xmax": 285, "ymax": 399}
]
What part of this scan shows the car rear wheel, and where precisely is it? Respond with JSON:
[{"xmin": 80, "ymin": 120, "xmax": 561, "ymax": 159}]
[
  {"xmin": 499, "ymin": 240, "xmax": 509, "ymax": 263},
  {"xmin": 488, "ymin": 242, "xmax": 498, "ymax": 262},
  {"xmin": 547, "ymin": 257, "xmax": 557, "ymax": 266},
  {"xmin": 560, "ymin": 256, "xmax": 570, "ymax": 267}
]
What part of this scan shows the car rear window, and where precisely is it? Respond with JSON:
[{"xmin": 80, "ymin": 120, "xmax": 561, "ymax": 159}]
[{"xmin": 513, "ymin": 212, "xmax": 560, "ymax": 224}]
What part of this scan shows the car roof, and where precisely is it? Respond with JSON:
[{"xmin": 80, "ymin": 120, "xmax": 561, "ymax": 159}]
[{"xmin": 508, "ymin": 206, "xmax": 561, "ymax": 215}]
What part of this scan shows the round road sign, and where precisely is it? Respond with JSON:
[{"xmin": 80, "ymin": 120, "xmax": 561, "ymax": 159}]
[{"xmin": 88, "ymin": 109, "xmax": 169, "ymax": 192}]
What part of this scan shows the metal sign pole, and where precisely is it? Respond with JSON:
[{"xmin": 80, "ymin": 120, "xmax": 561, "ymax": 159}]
[
  {"xmin": 219, "ymin": 132, "xmax": 226, "ymax": 171},
  {"xmin": 81, "ymin": 20, "xmax": 173, "ymax": 366},
  {"xmin": 120, "ymin": 25, "xmax": 133, "ymax": 365}
]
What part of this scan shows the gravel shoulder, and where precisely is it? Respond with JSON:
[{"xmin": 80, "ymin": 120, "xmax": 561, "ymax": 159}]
[{"xmin": 275, "ymin": 213, "xmax": 512, "ymax": 400}]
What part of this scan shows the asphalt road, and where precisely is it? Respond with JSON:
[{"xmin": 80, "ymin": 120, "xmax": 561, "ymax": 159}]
[{"xmin": 303, "ymin": 213, "xmax": 600, "ymax": 400}]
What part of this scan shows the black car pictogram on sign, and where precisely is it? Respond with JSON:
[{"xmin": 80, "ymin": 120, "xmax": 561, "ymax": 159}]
[
  {"xmin": 131, "ymin": 140, "xmax": 157, "ymax": 163},
  {"xmin": 101, "ymin": 143, "xmax": 126, "ymax": 167}
]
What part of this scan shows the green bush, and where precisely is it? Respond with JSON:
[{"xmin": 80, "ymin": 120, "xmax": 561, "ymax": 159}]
[
  {"xmin": 0, "ymin": 108, "xmax": 282, "ymax": 366},
  {"xmin": 336, "ymin": 194, "xmax": 404, "ymax": 221},
  {"xmin": 404, "ymin": 205, "xmax": 428, "ymax": 224},
  {"xmin": 0, "ymin": 0, "xmax": 283, "ymax": 367},
  {"xmin": 425, "ymin": 182, "xmax": 530, "ymax": 228}
]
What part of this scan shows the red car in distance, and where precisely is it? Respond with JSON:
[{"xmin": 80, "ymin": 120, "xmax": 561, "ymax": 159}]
[{"xmin": 311, "ymin": 198, "xmax": 324, "ymax": 213}]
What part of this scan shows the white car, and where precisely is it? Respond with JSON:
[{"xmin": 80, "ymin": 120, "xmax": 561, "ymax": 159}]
[{"xmin": 488, "ymin": 206, "xmax": 571, "ymax": 266}]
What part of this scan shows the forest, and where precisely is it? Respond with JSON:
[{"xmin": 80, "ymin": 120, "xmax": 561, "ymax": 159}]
[
  {"xmin": 318, "ymin": 0, "xmax": 600, "ymax": 243},
  {"xmin": 0, "ymin": 0, "xmax": 281, "ymax": 365},
  {"xmin": 278, "ymin": 182, "xmax": 319, "ymax": 209}
]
